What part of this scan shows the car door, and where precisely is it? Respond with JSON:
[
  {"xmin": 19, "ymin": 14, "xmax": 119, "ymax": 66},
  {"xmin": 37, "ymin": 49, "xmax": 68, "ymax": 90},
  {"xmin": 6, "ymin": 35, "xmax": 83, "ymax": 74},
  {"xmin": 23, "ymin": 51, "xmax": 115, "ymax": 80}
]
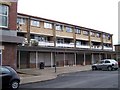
[
  {"xmin": 97, "ymin": 61, "xmax": 104, "ymax": 69},
  {"xmin": 104, "ymin": 60, "xmax": 111, "ymax": 69},
  {"xmin": 1, "ymin": 67, "xmax": 12, "ymax": 87}
]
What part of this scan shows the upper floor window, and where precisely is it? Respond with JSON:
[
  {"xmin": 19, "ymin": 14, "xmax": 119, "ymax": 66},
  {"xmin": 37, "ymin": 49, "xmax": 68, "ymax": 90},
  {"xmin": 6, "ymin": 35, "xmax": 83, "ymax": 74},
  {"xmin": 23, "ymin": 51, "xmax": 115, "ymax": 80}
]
[
  {"xmin": 75, "ymin": 28, "xmax": 81, "ymax": 34},
  {"xmin": 66, "ymin": 27, "xmax": 73, "ymax": 33},
  {"xmin": 0, "ymin": 4, "xmax": 9, "ymax": 28},
  {"xmin": 107, "ymin": 35, "xmax": 111, "ymax": 40},
  {"xmin": 55, "ymin": 24, "xmax": 63, "ymax": 31},
  {"xmin": 103, "ymin": 34, "xmax": 106, "ymax": 39},
  {"xmin": 44, "ymin": 22, "xmax": 52, "ymax": 29},
  {"xmin": 31, "ymin": 20, "xmax": 40, "ymax": 27},
  {"xmin": 83, "ymin": 30, "xmax": 89, "ymax": 36},
  {"xmin": 90, "ymin": 32, "xmax": 95, "ymax": 37},
  {"xmin": 17, "ymin": 17, "xmax": 26, "ymax": 25},
  {"xmin": 96, "ymin": 33, "xmax": 101, "ymax": 38},
  {"xmin": 35, "ymin": 36, "xmax": 47, "ymax": 42},
  {"xmin": 57, "ymin": 38, "xmax": 64, "ymax": 43}
]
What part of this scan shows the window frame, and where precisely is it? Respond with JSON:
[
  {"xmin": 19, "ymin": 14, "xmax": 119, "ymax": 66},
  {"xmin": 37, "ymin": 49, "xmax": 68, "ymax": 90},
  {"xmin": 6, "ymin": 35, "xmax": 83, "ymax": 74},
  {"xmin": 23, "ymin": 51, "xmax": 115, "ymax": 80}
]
[
  {"xmin": 55, "ymin": 24, "xmax": 63, "ymax": 31},
  {"xmin": 44, "ymin": 22, "xmax": 52, "ymax": 29},
  {"xmin": 96, "ymin": 33, "xmax": 101, "ymax": 38},
  {"xmin": 90, "ymin": 32, "xmax": 96, "ymax": 37},
  {"xmin": 66, "ymin": 26, "xmax": 73, "ymax": 33},
  {"xmin": 75, "ymin": 28, "xmax": 81, "ymax": 34},
  {"xmin": 57, "ymin": 38, "xmax": 64, "ymax": 44},
  {"xmin": 0, "ymin": 4, "xmax": 9, "ymax": 28},
  {"xmin": 31, "ymin": 20, "xmax": 40, "ymax": 27},
  {"xmin": 17, "ymin": 17, "xmax": 26, "ymax": 25},
  {"xmin": 83, "ymin": 30, "xmax": 89, "ymax": 36}
]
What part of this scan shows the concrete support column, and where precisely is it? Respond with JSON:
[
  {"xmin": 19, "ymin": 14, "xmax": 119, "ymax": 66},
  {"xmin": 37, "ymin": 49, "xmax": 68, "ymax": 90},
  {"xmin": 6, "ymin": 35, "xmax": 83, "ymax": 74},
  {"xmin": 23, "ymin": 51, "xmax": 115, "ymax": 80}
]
[
  {"xmin": 105, "ymin": 54, "xmax": 107, "ymax": 59},
  {"xmin": 99, "ymin": 53, "xmax": 101, "ymax": 61},
  {"xmin": 116, "ymin": 54, "xmax": 119, "ymax": 62},
  {"xmin": 18, "ymin": 51, "xmax": 21, "ymax": 69},
  {"xmin": 35, "ymin": 51, "xmax": 38, "ymax": 68},
  {"xmin": 83, "ymin": 53, "xmax": 86, "ymax": 65},
  {"xmin": 64, "ymin": 52, "xmax": 66, "ymax": 67},
  {"xmin": 51, "ymin": 52, "xmax": 53, "ymax": 67},
  {"xmin": 91, "ymin": 53, "xmax": 94, "ymax": 64},
  {"xmin": 111, "ymin": 54, "xmax": 113, "ymax": 59},
  {"xmin": 74, "ymin": 52, "xmax": 76, "ymax": 66}
]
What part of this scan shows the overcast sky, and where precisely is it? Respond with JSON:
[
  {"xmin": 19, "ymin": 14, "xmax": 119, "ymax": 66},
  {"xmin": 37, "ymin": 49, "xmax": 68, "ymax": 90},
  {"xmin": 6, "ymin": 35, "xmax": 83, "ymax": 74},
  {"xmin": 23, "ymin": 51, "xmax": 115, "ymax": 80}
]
[{"xmin": 18, "ymin": 0, "xmax": 119, "ymax": 45}]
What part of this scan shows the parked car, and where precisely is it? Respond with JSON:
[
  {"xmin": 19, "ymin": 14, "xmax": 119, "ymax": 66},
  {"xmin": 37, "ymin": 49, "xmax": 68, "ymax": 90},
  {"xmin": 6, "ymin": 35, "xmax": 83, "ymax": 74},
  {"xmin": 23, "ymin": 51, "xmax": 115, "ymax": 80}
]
[
  {"xmin": 92, "ymin": 59, "xmax": 118, "ymax": 71},
  {"xmin": 0, "ymin": 66, "xmax": 20, "ymax": 90}
]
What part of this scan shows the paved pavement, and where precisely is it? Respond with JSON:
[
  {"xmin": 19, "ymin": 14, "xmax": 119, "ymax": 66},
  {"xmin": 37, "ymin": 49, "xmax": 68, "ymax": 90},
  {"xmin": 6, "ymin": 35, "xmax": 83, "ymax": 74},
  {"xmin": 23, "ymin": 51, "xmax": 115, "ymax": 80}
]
[{"xmin": 17, "ymin": 65, "xmax": 91, "ymax": 84}]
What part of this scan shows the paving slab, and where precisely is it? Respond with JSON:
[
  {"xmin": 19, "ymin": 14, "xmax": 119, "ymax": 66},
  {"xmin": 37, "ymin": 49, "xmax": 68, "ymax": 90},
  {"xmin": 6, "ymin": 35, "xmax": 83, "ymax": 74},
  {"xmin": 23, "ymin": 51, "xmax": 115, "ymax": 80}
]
[{"xmin": 17, "ymin": 65, "xmax": 91, "ymax": 84}]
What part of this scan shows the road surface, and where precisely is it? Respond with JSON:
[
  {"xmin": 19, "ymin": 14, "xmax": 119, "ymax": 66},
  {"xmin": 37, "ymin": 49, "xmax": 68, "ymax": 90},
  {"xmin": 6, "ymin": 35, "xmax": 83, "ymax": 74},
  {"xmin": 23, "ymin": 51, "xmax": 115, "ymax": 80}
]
[{"xmin": 19, "ymin": 70, "xmax": 119, "ymax": 89}]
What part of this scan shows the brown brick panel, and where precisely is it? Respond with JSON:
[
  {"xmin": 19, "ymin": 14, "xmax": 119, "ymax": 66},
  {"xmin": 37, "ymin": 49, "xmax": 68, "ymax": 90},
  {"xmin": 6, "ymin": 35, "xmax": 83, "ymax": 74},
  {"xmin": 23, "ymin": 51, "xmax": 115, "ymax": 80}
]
[
  {"xmin": 2, "ymin": 43, "xmax": 17, "ymax": 69},
  {"xmin": 9, "ymin": 2, "xmax": 17, "ymax": 30}
]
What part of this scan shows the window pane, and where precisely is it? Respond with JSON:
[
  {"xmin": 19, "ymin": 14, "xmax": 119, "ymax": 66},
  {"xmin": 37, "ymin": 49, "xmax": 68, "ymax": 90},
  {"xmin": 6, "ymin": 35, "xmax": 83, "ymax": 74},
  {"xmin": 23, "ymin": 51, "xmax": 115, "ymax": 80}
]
[
  {"xmin": 44, "ymin": 22, "xmax": 52, "ymax": 29},
  {"xmin": 17, "ymin": 18, "xmax": 26, "ymax": 24},
  {"xmin": 66, "ymin": 27, "xmax": 72, "ymax": 32},
  {"xmin": 0, "ymin": 5, "xmax": 8, "ymax": 15},
  {"xmin": 1, "ymin": 67, "xmax": 10, "ymax": 74},
  {"xmin": 0, "ymin": 5, "xmax": 8, "ymax": 27},
  {"xmin": 0, "ymin": 16, "xmax": 7, "ymax": 27},
  {"xmin": 76, "ymin": 29, "xmax": 81, "ymax": 34},
  {"xmin": 31, "ymin": 20, "xmax": 40, "ymax": 27},
  {"xmin": 56, "ymin": 24, "xmax": 62, "ymax": 31},
  {"xmin": 83, "ymin": 31, "xmax": 88, "ymax": 35},
  {"xmin": 2, "ymin": 16, "xmax": 7, "ymax": 26}
]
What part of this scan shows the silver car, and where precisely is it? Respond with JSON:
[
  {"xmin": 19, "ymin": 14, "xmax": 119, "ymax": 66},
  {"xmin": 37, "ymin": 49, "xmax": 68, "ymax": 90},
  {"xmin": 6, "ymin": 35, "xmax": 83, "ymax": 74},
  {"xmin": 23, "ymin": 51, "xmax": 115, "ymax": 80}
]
[{"xmin": 92, "ymin": 59, "xmax": 118, "ymax": 71}]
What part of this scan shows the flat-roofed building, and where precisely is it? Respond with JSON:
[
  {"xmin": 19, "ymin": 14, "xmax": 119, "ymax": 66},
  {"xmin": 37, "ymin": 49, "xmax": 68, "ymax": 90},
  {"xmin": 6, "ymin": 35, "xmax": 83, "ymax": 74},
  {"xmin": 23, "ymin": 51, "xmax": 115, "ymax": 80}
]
[{"xmin": 17, "ymin": 13, "xmax": 115, "ymax": 69}]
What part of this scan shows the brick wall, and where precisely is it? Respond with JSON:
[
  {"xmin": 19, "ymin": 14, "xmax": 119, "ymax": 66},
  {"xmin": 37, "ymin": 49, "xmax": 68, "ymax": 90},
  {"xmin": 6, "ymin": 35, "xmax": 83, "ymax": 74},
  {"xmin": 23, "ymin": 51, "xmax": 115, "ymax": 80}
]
[
  {"xmin": 2, "ymin": 43, "xmax": 17, "ymax": 69},
  {"xmin": 9, "ymin": 2, "xmax": 17, "ymax": 30}
]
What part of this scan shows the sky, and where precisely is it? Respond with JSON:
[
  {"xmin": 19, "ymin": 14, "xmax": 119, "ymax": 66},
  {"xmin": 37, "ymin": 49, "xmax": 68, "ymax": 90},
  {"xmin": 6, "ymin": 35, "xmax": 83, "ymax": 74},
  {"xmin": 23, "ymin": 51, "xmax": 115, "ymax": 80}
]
[{"xmin": 18, "ymin": 0, "xmax": 119, "ymax": 45}]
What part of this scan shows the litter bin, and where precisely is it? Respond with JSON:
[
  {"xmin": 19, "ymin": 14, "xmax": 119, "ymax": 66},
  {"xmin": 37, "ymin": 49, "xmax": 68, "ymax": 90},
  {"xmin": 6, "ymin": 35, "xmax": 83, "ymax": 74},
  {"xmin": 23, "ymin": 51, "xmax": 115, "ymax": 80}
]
[{"xmin": 39, "ymin": 62, "xmax": 44, "ymax": 69}]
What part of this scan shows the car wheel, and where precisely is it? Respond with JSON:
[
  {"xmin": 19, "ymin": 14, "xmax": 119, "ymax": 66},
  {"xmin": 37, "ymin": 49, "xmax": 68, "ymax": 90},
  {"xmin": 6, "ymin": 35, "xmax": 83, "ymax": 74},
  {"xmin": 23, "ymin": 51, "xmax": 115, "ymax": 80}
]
[
  {"xmin": 107, "ymin": 66, "xmax": 112, "ymax": 71},
  {"xmin": 10, "ymin": 80, "xmax": 19, "ymax": 90},
  {"xmin": 92, "ymin": 66, "xmax": 97, "ymax": 71}
]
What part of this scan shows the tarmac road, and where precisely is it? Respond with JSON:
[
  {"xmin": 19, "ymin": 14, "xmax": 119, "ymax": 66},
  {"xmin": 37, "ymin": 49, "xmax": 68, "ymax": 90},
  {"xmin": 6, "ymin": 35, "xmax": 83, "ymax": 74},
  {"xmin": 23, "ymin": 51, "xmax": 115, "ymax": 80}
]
[{"xmin": 19, "ymin": 70, "xmax": 119, "ymax": 89}]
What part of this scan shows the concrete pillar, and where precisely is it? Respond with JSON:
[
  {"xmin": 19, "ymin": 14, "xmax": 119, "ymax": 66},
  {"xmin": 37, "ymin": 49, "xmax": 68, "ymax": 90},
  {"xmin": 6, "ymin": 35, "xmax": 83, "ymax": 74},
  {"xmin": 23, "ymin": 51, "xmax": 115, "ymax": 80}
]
[
  {"xmin": 105, "ymin": 54, "xmax": 107, "ymax": 59},
  {"xmin": 74, "ymin": 52, "xmax": 76, "ymax": 66},
  {"xmin": 51, "ymin": 52, "xmax": 53, "ymax": 67},
  {"xmin": 111, "ymin": 54, "xmax": 113, "ymax": 59},
  {"xmin": 83, "ymin": 53, "xmax": 86, "ymax": 65},
  {"xmin": 99, "ymin": 53, "xmax": 101, "ymax": 61},
  {"xmin": 91, "ymin": 53, "xmax": 94, "ymax": 64},
  {"xmin": 35, "ymin": 51, "xmax": 38, "ymax": 68},
  {"xmin": 116, "ymin": 54, "xmax": 119, "ymax": 62}
]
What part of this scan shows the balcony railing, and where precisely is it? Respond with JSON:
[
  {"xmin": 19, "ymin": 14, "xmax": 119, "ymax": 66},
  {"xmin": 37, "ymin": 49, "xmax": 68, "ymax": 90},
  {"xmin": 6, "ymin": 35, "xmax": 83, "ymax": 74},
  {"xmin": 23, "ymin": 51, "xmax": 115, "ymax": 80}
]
[
  {"xmin": 91, "ymin": 45, "xmax": 102, "ymax": 50},
  {"xmin": 103, "ymin": 46, "xmax": 112, "ymax": 50},
  {"xmin": 76, "ymin": 44, "xmax": 90, "ymax": 49},
  {"xmin": 38, "ymin": 41, "xmax": 54, "ymax": 47},
  {"xmin": 56, "ymin": 43, "xmax": 74, "ymax": 48}
]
